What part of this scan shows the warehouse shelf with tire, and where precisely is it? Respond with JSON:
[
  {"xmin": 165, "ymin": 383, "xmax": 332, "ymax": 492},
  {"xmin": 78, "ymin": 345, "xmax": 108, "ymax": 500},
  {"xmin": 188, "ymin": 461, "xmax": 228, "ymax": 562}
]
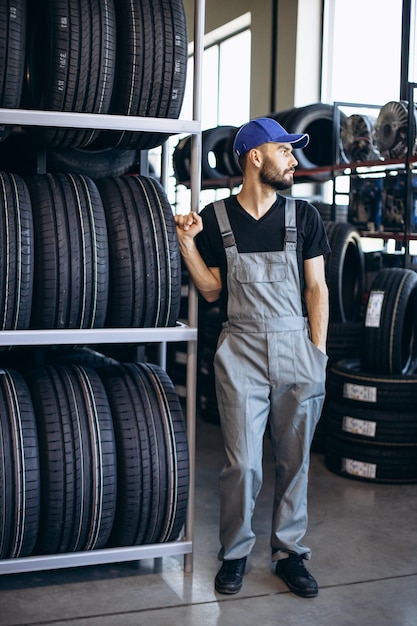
[
  {"xmin": 0, "ymin": 0, "xmax": 206, "ymax": 575},
  {"xmin": 172, "ymin": 93, "xmax": 417, "ymax": 485}
]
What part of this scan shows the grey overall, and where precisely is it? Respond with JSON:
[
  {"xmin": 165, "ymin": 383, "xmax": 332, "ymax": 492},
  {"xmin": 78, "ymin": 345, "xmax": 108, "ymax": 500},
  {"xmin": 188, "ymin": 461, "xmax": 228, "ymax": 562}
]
[{"xmin": 212, "ymin": 198, "xmax": 328, "ymax": 562}]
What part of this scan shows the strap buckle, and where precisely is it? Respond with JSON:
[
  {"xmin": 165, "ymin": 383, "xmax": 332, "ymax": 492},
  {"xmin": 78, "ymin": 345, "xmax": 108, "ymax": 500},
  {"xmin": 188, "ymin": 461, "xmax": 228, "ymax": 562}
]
[
  {"xmin": 221, "ymin": 230, "xmax": 235, "ymax": 248},
  {"xmin": 285, "ymin": 226, "xmax": 297, "ymax": 245}
]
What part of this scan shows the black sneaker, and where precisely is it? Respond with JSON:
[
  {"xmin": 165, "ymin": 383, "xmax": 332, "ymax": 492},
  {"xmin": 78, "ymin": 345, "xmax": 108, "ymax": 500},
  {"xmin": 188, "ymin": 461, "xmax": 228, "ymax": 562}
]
[
  {"xmin": 214, "ymin": 557, "xmax": 247, "ymax": 595},
  {"xmin": 275, "ymin": 554, "xmax": 318, "ymax": 598}
]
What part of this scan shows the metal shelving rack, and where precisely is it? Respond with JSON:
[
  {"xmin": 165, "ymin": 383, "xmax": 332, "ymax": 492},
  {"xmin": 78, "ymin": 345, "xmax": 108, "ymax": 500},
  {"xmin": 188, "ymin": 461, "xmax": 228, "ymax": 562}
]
[
  {"xmin": 331, "ymin": 93, "xmax": 417, "ymax": 269},
  {"xmin": 0, "ymin": 0, "xmax": 205, "ymax": 576}
]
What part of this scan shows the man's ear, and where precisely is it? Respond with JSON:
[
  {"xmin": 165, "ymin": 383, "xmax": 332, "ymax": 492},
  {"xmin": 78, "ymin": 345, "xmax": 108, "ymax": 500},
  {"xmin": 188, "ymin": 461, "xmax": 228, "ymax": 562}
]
[{"xmin": 248, "ymin": 147, "xmax": 262, "ymax": 168}]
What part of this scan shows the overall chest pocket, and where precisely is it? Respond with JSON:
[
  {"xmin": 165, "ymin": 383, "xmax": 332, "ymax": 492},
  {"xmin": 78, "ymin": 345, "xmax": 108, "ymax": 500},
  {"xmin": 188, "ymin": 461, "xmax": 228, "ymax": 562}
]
[{"xmin": 234, "ymin": 262, "xmax": 287, "ymax": 284}]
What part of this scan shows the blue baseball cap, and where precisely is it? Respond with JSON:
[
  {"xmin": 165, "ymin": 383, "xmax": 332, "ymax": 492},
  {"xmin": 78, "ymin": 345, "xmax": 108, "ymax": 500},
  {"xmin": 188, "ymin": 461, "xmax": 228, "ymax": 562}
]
[{"xmin": 233, "ymin": 117, "xmax": 309, "ymax": 156}]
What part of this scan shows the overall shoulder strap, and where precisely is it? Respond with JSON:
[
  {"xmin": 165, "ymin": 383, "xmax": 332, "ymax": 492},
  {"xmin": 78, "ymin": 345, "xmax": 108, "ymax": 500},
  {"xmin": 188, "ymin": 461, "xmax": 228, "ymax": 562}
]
[
  {"xmin": 213, "ymin": 200, "xmax": 236, "ymax": 249},
  {"xmin": 284, "ymin": 197, "xmax": 297, "ymax": 251}
]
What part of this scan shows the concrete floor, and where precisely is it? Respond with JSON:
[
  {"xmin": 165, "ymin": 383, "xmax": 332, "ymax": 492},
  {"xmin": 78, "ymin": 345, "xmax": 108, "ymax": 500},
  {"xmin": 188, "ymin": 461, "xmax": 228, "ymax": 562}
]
[{"xmin": 1, "ymin": 414, "xmax": 416, "ymax": 626}]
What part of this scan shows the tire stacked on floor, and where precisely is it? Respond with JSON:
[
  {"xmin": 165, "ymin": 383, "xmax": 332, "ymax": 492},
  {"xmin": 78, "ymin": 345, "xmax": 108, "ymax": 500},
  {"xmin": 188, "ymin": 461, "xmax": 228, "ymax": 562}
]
[
  {"xmin": 323, "ymin": 219, "xmax": 364, "ymax": 375},
  {"xmin": 0, "ymin": 359, "xmax": 189, "ymax": 558},
  {"xmin": 325, "ymin": 267, "xmax": 417, "ymax": 483},
  {"xmin": 311, "ymin": 221, "xmax": 364, "ymax": 451}
]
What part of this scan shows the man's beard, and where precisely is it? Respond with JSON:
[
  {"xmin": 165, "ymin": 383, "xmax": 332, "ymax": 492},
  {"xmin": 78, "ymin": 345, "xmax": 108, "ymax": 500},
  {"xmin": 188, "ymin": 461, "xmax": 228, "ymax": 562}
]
[{"xmin": 259, "ymin": 156, "xmax": 293, "ymax": 191}]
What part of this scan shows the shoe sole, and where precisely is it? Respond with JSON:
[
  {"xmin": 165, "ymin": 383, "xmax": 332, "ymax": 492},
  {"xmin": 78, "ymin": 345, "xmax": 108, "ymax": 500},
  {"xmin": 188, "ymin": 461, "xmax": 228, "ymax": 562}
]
[
  {"xmin": 276, "ymin": 571, "xmax": 318, "ymax": 598},
  {"xmin": 214, "ymin": 582, "xmax": 243, "ymax": 595}
]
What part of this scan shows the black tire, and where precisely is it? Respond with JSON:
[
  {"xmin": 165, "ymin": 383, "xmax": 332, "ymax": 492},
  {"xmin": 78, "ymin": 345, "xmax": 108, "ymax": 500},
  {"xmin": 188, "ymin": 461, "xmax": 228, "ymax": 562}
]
[
  {"xmin": 0, "ymin": 172, "xmax": 34, "ymax": 330},
  {"xmin": 43, "ymin": 345, "xmax": 119, "ymax": 368},
  {"xmin": 25, "ymin": 0, "xmax": 116, "ymax": 148},
  {"xmin": 96, "ymin": 176, "xmax": 148, "ymax": 327},
  {"xmin": 285, "ymin": 103, "xmax": 347, "ymax": 181},
  {"xmin": 326, "ymin": 400, "xmax": 417, "ymax": 444},
  {"xmin": 269, "ymin": 108, "xmax": 297, "ymax": 127},
  {"xmin": 46, "ymin": 147, "xmax": 138, "ymax": 179},
  {"xmin": 99, "ymin": 362, "xmax": 189, "ymax": 546},
  {"xmin": 222, "ymin": 126, "xmax": 242, "ymax": 177},
  {"xmin": 27, "ymin": 364, "xmax": 117, "ymax": 554},
  {"xmin": 326, "ymin": 357, "xmax": 417, "ymax": 411},
  {"xmin": 0, "ymin": 0, "xmax": 26, "ymax": 141},
  {"xmin": 325, "ymin": 221, "xmax": 364, "ymax": 322},
  {"xmin": 95, "ymin": 0, "xmax": 188, "ymax": 150},
  {"xmin": 327, "ymin": 321, "xmax": 362, "ymax": 364},
  {"xmin": 314, "ymin": 202, "xmax": 348, "ymax": 223},
  {"xmin": 26, "ymin": 173, "xmax": 109, "ymax": 329},
  {"xmin": 325, "ymin": 433, "xmax": 417, "ymax": 484},
  {"xmin": 139, "ymin": 363, "xmax": 189, "ymax": 542},
  {"xmin": 97, "ymin": 175, "xmax": 181, "ymax": 328},
  {"xmin": 201, "ymin": 126, "xmax": 239, "ymax": 180},
  {"xmin": 172, "ymin": 135, "xmax": 192, "ymax": 184},
  {"xmin": 173, "ymin": 126, "xmax": 241, "ymax": 184},
  {"xmin": 136, "ymin": 175, "xmax": 182, "ymax": 327},
  {"xmin": 361, "ymin": 268, "xmax": 417, "ymax": 375},
  {"xmin": 0, "ymin": 369, "xmax": 40, "ymax": 558},
  {"xmin": 99, "ymin": 363, "xmax": 154, "ymax": 546}
]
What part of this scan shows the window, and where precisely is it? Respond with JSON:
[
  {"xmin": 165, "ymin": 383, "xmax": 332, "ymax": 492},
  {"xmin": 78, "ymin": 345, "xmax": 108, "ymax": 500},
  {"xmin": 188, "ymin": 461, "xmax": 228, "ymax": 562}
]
[
  {"xmin": 181, "ymin": 14, "xmax": 251, "ymax": 129},
  {"xmin": 321, "ymin": 0, "xmax": 403, "ymax": 106},
  {"xmin": 167, "ymin": 14, "xmax": 251, "ymax": 211}
]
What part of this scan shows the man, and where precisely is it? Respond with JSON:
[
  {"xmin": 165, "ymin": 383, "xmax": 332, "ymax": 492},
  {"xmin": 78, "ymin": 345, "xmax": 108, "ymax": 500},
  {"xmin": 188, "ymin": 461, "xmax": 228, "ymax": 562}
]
[{"xmin": 174, "ymin": 117, "xmax": 330, "ymax": 598}]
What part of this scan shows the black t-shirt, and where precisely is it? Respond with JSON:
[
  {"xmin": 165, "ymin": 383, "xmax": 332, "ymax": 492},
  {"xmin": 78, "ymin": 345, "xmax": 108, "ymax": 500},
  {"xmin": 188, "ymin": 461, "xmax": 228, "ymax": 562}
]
[{"xmin": 195, "ymin": 193, "xmax": 331, "ymax": 320}]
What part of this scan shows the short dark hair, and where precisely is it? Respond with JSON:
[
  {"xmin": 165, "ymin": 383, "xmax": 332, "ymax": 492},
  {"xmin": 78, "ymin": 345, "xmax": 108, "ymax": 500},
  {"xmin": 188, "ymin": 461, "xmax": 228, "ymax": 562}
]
[{"xmin": 237, "ymin": 152, "xmax": 247, "ymax": 173}]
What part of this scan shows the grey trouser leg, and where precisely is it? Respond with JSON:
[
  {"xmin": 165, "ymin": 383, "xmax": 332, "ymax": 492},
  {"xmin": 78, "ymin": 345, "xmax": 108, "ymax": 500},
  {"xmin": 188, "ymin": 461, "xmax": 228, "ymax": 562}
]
[
  {"xmin": 215, "ymin": 332, "xmax": 270, "ymax": 561},
  {"xmin": 268, "ymin": 383, "xmax": 325, "ymax": 561}
]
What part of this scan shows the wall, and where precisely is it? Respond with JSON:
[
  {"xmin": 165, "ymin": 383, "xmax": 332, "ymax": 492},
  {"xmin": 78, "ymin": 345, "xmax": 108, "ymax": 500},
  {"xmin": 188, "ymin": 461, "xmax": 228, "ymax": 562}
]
[{"xmin": 183, "ymin": 0, "xmax": 323, "ymax": 118}]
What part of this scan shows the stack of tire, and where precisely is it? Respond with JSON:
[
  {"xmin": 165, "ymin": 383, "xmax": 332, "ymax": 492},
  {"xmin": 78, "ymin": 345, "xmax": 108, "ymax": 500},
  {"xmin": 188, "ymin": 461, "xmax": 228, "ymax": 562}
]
[
  {"xmin": 0, "ymin": 358, "xmax": 189, "ymax": 560},
  {"xmin": 173, "ymin": 103, "xmax": 348, "ymax": 186},
  {"xmin": 0, "ymin": 171, "xmax": 182, "ymax": 331},
  {"xmin": 172, "ymin": 100, "xmax": 417, "ymax": 187},
  {"xmin": 325, "ymin": 267, "xmax": 417, "ymax": 484},
  {"xmin": 0, "ymin": 0, "xmax": 192, "ymax": 563},
  {"xmin": 0, "ymin": 0, "xmax": 188, "ymax": 178}
]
